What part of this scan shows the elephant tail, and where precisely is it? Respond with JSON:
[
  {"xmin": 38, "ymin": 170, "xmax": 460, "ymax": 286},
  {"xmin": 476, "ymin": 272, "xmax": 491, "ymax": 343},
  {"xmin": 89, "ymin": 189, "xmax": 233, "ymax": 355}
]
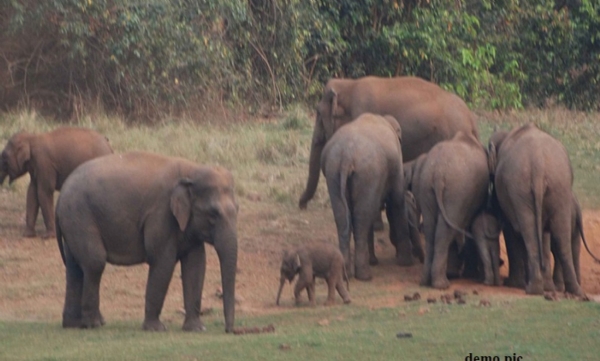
[
  {"xmin": 575, "ymin": 200, "xmax": 600, "ymax": 264},
  {"xmin": 55, "ymin": 211, "xmax": 67, "ymax": 266},
  {"xmin": 339, "ymin": 168, "xmax": 352, "ymax": 244},
  {"xmin": 434, "ymin": 181, "xmax": 473, "ymax": 244}
]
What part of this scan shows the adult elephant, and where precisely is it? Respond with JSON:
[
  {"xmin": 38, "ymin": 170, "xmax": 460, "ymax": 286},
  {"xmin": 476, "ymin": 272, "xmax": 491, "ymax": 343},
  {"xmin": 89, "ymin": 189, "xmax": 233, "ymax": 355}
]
[
  {"xmin": 299, "ymin": 76, "xmax": 479, "ymax": 209},
  {"xmin": 0, "ymin": 127, "xmax": 113, "ymax": 238},
  {"xmin": 405, "ymin": 132, "xmax": 489, "ymax": 289},
  {"xmin": 488, "ymin": 123, "xmax": 586, "ymax": 296},
  {"xmin": 321, "ymin": 114, "xmax": 417, "ymax": 280},
  {"xmin": 55, "ymin": 152, "xmax": 238, "ymax": 333}
]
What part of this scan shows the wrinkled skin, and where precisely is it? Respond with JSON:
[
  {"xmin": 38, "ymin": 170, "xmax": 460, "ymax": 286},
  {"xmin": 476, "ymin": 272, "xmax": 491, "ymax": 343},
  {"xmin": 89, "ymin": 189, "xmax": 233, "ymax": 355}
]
[
  {"xmin": 406, "ymin": 132, "xmax": 489, "ymax": 289},
  {"xmin": 469, "ymin": 210, "xmax": 502, "ymax": 286},
  {"xmin": 321, "ymin": 114, "xmax": 418, "ymax": 281},
  {"xmin": 488, "ymin": 123, "xmax": 584, "ymax": 296},
  {"xmin": 299, "ymin": 76, "xmax": 479, "ymax": 210},
  {"xmin": 275, "ymin": 242, "xmax": 351, "ymax": 306},
  {"xmin": 55, "ymin": 152, "xmax": 238, "ymax": 333},
  {"xmin": 0, "ymin": 127, "xmax": 113, "ymax": 238}
]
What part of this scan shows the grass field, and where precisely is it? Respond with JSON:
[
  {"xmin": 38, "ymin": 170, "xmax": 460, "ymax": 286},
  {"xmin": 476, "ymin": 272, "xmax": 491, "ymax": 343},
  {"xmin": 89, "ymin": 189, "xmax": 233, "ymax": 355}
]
[{"xmin": 1, "ymin": 108, "xmax": 600, "ymax": 361}]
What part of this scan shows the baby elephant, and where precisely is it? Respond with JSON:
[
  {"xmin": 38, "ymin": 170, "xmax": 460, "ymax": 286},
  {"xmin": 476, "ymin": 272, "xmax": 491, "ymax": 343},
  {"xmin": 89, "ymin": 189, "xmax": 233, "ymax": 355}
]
[{"xmin": 276, "ymin": 243, "xmax": 351, "ymax": 306}]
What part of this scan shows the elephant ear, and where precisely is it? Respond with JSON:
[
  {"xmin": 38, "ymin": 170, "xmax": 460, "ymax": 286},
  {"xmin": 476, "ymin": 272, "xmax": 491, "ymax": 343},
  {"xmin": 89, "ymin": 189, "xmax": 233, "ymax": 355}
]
[
  {"xmin": 16, "ymin": 141, "xmax": 31, "ymax": 173},
  {"xmin": 170, "ymin": 178, "xmax": 193, "ymax": 231},
  {"xmin": 383, "ymin": 115, "xmax": 402, "ymax": 144}
]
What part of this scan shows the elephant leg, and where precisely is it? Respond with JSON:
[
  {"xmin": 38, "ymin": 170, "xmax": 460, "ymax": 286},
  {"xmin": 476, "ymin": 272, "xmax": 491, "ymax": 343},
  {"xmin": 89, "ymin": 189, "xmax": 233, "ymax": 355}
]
[
  {"xmin": 352, "ymin": 214, "xmax": 374, "ymax": 281},
  {"xmin": 324, "ymin": 277, "xmax": 337, "ymax": 306},
  {"xmin": 180, "ymin": 244, "xmax": 206, "ymax": 332},
  {"xmin": 335, "ymin": 279, "xmax": 351, "ymax": 304},
  {"xmin": 502, "ymin": 223, "xmax": 527, "ymax": 288},
  {"xmin": 474, "ymin": 236, "xmax": 494, "ymax": 286},
  {"xmin": 431, "ymin": 216, "xmax": 456, "ymax": 289},
  {"xmin": 23, "ymin": 182, "xmax": 39, "ymax": 237},
  {"xmin": 368, "ymin": 225, "xmax": 378, "ymax": 266},
  {"xmin": 62, "ymin": 245, "xmax": 83, "ymax": 328},
  {"xmin": 550, "ymin": 220, "xmax": 583, "ymax": 296},
  {"xmin": 293, "ymin": 280, "xmax": 306, "ymax": 305},
  {"xmin": 552, "ymin": 245, "xmax": 565, "ymax": 292},
  {"xmin": 143, "ymin": 251, "xmax": 178, "ymax": 331},
  {"xmin": 572, "ymin": 225, "xmax": 581, "ymax": 285},
  {"xmin": 307, "ymin": 282, "xmax": 316, "ymax": 306},
  {"xmin": 327, "ymin": 182, "xmax": 353, "ymax": 278},
  {"xmin": 80, "ymin": 261, "xmax": 106, "ymax": 328},
  {"xmin": 446, "ymin": 241, "xmax": 463, "ymax": 279},
  {"xmin": 517, "ymin": 213, "xmax": 544, "ymax": 295},
  {"xmin": 542, "ymin": 233, "xmax": 555, "ymax": 292},
  {"xmin": 373, "ymin": 209, "xmax": 385, "ymax": 231},
  {"xmin": 386, "ymin": 192, "xmax": 414, "ymax": 266},
  {"xmin": 420, "ymin": 212, "xmax": 437, "ymax": 287},
  {"xmin": 37, "ymin": 182, "xmax": 56, "ymax": 239}
]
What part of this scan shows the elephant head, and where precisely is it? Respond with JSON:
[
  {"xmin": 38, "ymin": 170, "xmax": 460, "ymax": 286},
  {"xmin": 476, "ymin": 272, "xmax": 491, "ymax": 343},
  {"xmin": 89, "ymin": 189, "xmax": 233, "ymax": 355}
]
[
  {"xmin": 170, "ymin": 168, "xmax": 239, "ymax": 332},
  {"xmin": 1, "ymin": 132, "xmax": 33, "ymax": 184},
  {"xmin": 275, "ymin": 250, "xmax": 301, "ymax": 305}
]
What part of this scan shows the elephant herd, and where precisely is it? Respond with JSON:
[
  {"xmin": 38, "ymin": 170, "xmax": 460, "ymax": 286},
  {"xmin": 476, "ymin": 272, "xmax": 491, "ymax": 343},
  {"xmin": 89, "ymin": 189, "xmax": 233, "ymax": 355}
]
[{"xmin": 1, "ymin": 76, "xmax": 598, "ymax": 334}]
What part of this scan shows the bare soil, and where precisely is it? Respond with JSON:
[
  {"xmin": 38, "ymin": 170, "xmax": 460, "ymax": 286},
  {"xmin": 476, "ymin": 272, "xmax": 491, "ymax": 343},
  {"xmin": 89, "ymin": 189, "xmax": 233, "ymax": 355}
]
[{"xmin": 1, "ymin": 186, "xmax": 600, "ymax": 327}]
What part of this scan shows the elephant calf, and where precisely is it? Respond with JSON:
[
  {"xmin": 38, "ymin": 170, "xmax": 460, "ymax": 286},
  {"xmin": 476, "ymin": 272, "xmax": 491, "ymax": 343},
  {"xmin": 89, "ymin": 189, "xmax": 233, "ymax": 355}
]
[
  {"xmin": 0, "ymin": 127, "xmax": 113, "ymax": 238},
  {"xmin": 276, "ymin": 242, "xmax": 351, "ymax": 306},
  {"xmin": 468, "ymin": 210, "xmax": 502, "ymax": 286}
]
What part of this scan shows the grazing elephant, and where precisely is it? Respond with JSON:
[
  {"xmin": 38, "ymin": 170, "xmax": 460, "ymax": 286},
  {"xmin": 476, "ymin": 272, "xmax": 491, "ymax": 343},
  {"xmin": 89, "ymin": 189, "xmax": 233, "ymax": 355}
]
[
  {"xmin": 0, "ymin": 127, "xmax": 113, "ymax": 238},
  {"xmin": 299, "ymin": 76, "xmax": 479, "ymax": 210},
  {"xmin": 321, "ymin": 113, "xmax": 416, "ymax": 281},
  {"xmin": 469, "ymin": 210, "xmax": 502, "ymax": 286},
  {"xmin": 55, "ymin": 152, "xmax": 238, "ymax": 333},
  {"xmin": 275, "ymin": 242, "xmax": 351, "ymax": 306},
  {"xmin": 488, "ymin": 123, "xmax": 586, "ymax": 296},
  {"xmin": 406, "ymin": 132, "xmax": 489, "ymax": 289}
]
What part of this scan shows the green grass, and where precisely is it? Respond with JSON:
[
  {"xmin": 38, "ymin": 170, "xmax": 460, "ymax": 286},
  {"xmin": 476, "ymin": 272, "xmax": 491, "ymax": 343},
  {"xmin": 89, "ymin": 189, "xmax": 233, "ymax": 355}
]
[{"xmin": 1, "ymin": 298, "xmax": 600, "ymax": 361}]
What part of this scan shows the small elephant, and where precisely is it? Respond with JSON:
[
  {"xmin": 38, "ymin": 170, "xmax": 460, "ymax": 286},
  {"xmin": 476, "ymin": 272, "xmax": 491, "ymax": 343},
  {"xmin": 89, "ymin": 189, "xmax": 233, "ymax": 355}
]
[
  {"xmin": 275, "ymin": 242, "xmax": 351, "ymax": 306},
  {"xmin": 488, "ymin": 123, "xmax": 588, "ymax": 296},
  {"xmin": 405, "ymin": 132, "xmax": 489, "ymax": 289},
  {"xmin": 321, "ymin": 113, "xmax": 417, "ymax": 280},
  {"xmin": 55, "ymin": 151, "xmax": 238, "ymax": 332},
  {"xmin": 0, "ymin": 127, "xmax": 113, "ymax": 238}
]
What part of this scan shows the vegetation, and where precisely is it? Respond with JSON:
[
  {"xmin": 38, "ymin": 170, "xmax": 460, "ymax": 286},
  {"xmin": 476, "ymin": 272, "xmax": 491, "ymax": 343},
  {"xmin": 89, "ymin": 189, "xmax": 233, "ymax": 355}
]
[{"xmin": 1, "ymin": 0, "xmax": 598, "ymax": 120}]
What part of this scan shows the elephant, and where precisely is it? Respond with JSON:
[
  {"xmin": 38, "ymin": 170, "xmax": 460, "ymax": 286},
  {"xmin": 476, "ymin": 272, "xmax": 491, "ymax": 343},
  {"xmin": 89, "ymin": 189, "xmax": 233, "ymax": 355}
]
[
  {"xmin": 320, "ymin": 113, "xmax": 417, "ymax": 281},
  {"xmin": 405, "ymin": 131, "xmax": 489, "ymax": 289},
  {"xmin": 488, "ymin": 123, "xmax": 587, "ymax": 296},
  {"xmin": 0, "ymin": 127, "xmax": 113, "ymax": 239},
  {"xmin": 55, "ymin": 151, "xmax": 238, "ymax": 332},
  {"xmin": 275, "ymin": 242, "xmax": 351, "ymax": 306},
  {"xmin": 299, "ymin": 75, "xmax": 479, "ymax": 210}
]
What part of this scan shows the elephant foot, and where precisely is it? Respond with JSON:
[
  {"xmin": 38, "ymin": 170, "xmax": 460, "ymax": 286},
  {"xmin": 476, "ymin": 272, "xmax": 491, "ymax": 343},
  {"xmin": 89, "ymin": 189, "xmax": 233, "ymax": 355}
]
[
  {"xmin": 396, "ymin": 254, "xmax": 415, "ymax": 267},
  {"xmin": 324, "ymin": 299, "xmax": 336, "ymax": 306},
  {"xmin": 354, "ymin": 268, "xmax": 373, "ymax": 282},
  {"xmin": 482, "ymin": 278, "xmax": 494, "ymax": 286},
  {"xmin": 62, "ymin": 316, "xmax": 81, "ymax": 328},
  {"xmin": 554, "ymin": 282, "xmax": 565, "ymax": 293},
  {"xmin": 41, "ymin": 230, "xmax": 56, "ymax": 239},
  {"xmin": 503, "ymin": 276, "xmax": 526, "ymax": 289},
  {"xmin": 564, "ymin": 283, "xmax": 584, "ymax": 298},
  {"xmin": 369, "ymin": 255, "xmax": 379, "ymax": 266},
  {"xmin": 525, "ymin": 281, "xmax": 544, "ymax": 295},
  {"xmin": 182, "ymin": 318, "xmax": 206, "ymax": 332},
  {"xmin": 432, "ymin": 277, "xmax": 451, "ymax": 290},
  {"xmin": 543, "ymin": 279, "xmax": 556, "ymax": 292},
  {"xmin": 143, "ymin": 319, "xmax": 167, "ymax": 331},
  {"xmin": 22, "ymin": 229, "xmax": 36, "ymax": 238},
  {"xmin": 81, "ymin": 315, "xmax": 105, "ymax": 329},
  {"xmin": 343, "ymin": 297, "xmax": 352, "ymax": 305}
]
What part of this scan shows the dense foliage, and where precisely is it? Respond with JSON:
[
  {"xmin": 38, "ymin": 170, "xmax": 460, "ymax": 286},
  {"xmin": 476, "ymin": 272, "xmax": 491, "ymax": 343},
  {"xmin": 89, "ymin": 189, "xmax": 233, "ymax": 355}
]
[{"xmin": 0, "ymin": 0, "xmax": 598, "ymax": 119}]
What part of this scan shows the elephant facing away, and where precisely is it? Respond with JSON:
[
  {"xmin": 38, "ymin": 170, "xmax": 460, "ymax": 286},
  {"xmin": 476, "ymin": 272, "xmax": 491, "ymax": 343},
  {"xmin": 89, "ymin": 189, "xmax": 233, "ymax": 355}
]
[
  {"xmin": 488, "ymin": 123, "xmax": 588, "ymax": 296},
  {"xmin": 320, "ymin": 113, "xmax": 417, "ymax": 281},
  {"xmin": 406, "ymin": 132, "xmax": 489, "ymax": 289},
  {"xmin": 0, "ymin": 127, "xmax": 113, "ymax": 238},
  {"xmin": 469, "ymin": 210, "xmax": 502, "ymax": 286},
  {"xmin": 299, "ymin": 76, "xmax": 479, "ymax": 210},
  {"xmin": 275, "ymin": 242, "xmax": 351, "ymax": 306},
  {"xmin": 55, "ymin": 152, "xmax": 238, "ymax": 333}
]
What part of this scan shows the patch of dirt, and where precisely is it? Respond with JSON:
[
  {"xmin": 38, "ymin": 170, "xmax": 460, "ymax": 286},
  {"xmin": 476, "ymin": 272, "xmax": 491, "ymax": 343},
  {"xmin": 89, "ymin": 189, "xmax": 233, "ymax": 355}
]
[{"xmin": 1, "ymin": 187, "xmax": 600, "ymax": 327}]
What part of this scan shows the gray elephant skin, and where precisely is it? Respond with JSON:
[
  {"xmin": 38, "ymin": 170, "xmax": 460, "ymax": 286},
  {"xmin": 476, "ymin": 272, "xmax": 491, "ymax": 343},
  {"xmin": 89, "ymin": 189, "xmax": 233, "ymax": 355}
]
[
  {"xmin": 276, "ymin": 242, "xmax": 351, "ymax": 306},
  {"xmin": 0, "ymin": 127, "xmax": 113, "ymax": 238},
  {"xmin": 320, "ymin": 113, "xmax": 417, "ymax": 281},
  {"xmin": 489, "ymin": 123, "xmax": 583, "ymax": 295},
  {"xmin": 299, "ymin": 75, "xmax": 479, "ymax": 210},
  {"xmin": 406, "ymin": 132, "xmax": 489, "ymax": 289},
  {"xmin": 55, "ymin": 151, "xmax": 238, "ymax": 332}
]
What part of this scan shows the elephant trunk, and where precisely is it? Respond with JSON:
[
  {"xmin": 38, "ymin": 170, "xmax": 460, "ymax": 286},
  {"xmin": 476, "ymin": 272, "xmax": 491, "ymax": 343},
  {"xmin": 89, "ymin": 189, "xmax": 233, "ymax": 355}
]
[
  {"xmin": 214, "ymin": 225, "xmax": 238, "ymax": 333},
  {"xmin": 299, "ymin": 118, "xmax": 326, "ymax": 209},
  {"xmin": 275, "ymin": 276, "xmax": 286, "ymax": 306}
]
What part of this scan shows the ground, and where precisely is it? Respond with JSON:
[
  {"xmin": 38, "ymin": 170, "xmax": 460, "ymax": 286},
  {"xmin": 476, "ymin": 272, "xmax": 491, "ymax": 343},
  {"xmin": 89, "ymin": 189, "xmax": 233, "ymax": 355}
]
[{"xmin": 1, "ymin": 183, "xmax": 600, "ymax": 328}]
